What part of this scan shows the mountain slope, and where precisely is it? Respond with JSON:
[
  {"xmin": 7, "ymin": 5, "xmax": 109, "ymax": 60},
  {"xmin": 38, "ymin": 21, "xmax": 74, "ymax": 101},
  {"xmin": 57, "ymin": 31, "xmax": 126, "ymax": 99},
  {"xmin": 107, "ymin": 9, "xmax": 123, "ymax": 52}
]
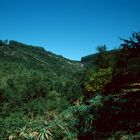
[
  {"xmin": 0, "ymin": 40, "xmax": 84, "ymax": 139},
  {"xmin": 0, "ymin": 33, "xmax": 140, "ymax": 140},
  {"xmin": 0, "ymin": 40, "xmax": 83, "ymax": 75}
]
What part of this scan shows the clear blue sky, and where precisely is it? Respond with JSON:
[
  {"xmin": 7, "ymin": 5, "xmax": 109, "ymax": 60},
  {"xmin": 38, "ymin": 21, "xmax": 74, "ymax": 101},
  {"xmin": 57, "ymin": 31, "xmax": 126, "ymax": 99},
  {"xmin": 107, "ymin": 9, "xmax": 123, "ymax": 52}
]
[{"xmin": 0, "ymin": 0, "xmax": 140, "ymax": 60}]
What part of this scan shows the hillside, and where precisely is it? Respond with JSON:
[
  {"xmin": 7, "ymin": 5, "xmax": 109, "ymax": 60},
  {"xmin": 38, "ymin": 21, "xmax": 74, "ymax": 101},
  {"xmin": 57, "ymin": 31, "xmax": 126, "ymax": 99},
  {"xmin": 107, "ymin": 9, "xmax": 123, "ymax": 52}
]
[
  {"xmin": 80, "ymin": 34, "xmax": 140, "ymax": 139},
  {"xmin": 0, "ymin": 40, "xmax": 82, "ymax": 75},
  {"xmin": 0, "ymin": 33, "xmax": 140, "ymax": 140},
  {"xmin": 0, "ymin": 40, "xmax": 84, "ymax": 139}
]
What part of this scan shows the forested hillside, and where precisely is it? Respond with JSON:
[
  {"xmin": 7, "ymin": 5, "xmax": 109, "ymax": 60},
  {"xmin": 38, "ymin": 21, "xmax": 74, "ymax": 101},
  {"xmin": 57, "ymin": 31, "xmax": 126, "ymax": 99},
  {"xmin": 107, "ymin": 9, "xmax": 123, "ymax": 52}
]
[
  {"xmin": 0, "ymin": 33, "xmax": 140, "ymax": 139},
  {"xmin": 0, "ymin": 40, "xmax": 83, "ymax": 139}
]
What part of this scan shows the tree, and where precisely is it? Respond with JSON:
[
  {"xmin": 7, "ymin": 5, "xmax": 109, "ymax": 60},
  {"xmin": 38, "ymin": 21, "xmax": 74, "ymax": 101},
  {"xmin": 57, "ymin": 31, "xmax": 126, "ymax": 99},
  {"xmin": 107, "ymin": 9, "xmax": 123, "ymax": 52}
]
[
  {"xmin": 0, "ymin": 40, "xmax": 3, "ymax": 46},
  {"xmin": 0, "ymin": 39, "xmax": 9, "ymax": 47},
  {"xmin": 85, "ymin": 67, "xmax": 113, "ymax": 98},
  {"xmin": 95, "ymin": 45, "xmax": 109, "ymax": 69},
  {"xmin": 120, "ymin": 32, "xmax": 140, "ymax": 58},
  {"xmin": 96, "ymin": 45, "xmax": 107, "ymax": 53}
]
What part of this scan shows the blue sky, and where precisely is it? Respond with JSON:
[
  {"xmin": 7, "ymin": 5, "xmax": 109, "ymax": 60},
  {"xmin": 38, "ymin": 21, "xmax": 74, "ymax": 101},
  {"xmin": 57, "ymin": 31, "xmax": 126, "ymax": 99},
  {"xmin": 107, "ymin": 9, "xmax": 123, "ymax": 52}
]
[{"xmin": 0, "ymin": 0, "xmax": 140, "ymax": 60}]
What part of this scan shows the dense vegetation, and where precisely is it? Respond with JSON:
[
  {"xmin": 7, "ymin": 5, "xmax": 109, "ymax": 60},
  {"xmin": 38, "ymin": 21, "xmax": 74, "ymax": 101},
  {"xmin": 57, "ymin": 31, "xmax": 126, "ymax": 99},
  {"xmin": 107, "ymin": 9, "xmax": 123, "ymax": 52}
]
[{"xmin": 0, "ymin": 33, "xmax": 140, "ymax": 139}]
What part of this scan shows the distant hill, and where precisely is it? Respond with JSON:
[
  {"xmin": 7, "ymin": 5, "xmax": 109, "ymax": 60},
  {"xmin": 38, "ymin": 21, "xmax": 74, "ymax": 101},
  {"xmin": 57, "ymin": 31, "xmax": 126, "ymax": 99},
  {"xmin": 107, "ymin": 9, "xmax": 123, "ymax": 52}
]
[{"xmin": 0, "ymin": 40, "xmax": 83, "ymax": 76}]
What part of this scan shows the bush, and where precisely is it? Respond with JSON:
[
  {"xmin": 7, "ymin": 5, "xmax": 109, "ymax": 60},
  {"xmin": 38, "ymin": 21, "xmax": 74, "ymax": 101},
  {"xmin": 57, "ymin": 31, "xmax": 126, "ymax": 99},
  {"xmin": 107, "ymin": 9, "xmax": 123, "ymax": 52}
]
[{"xmin": 85, "ymin": 67, "xmax": 113, "ymax": 97}]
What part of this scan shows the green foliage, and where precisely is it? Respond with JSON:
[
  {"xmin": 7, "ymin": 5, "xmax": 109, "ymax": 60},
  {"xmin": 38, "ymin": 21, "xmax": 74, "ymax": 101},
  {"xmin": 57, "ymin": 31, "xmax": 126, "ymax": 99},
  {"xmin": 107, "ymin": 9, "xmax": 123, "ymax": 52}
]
[
  {"xmin": 96, "ymin": 45, "xmax": 107, "ymax": 53},
  {"xmin": 0, "ymin": 40, "xmax": 83, "ymax": 139},
  {"xmin": 0, "ymin": 112, "xmax": 27, "ymax": 139},
  {"xmin": 80, "ymin": 33, "xmax": 140, "ymax": 139},
  {"xmin": 88, "ymin": 95, "xmax": 104, "ymax": 107},
  {"xmin": 0, "ymin": 33, "xmax": 140, "ymax": 140},
  {"xmin": 85, "ymin": 67, "xmax": 113, "ymax": 96}
]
